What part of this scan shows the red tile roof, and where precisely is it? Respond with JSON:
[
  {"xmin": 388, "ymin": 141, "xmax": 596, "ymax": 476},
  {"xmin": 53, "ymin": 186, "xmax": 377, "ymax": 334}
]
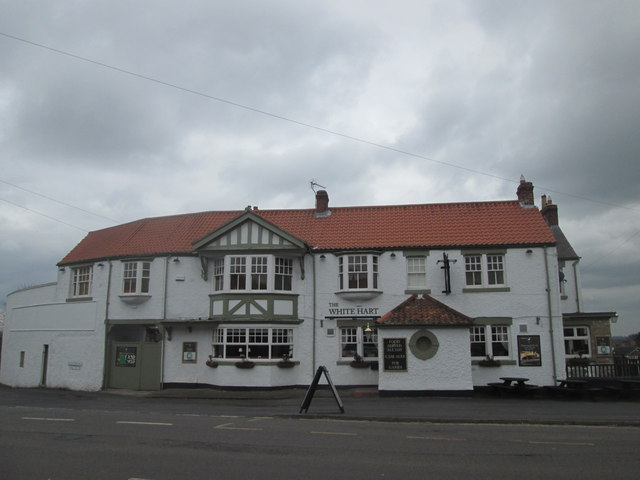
[
  {"xmin": 58, "ymin": 200, "xmax": 555, "ymax": 265},
  {"xmin": 377, "ymin": 294, "xmax": 474, "ymax": 326}
]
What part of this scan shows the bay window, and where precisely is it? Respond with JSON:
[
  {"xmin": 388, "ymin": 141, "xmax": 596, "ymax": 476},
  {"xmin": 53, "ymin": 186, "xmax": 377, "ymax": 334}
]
[
  {"xmin": 123, "ymin": 261, "xmax": 150, "ymax": 294},
  {"xmin": 213, "ymin": 327, "xmax": 294, "ymax": 359},
  {"xmin": 213, "ymin": 255, "xmax": 294, "ymax": 292}
]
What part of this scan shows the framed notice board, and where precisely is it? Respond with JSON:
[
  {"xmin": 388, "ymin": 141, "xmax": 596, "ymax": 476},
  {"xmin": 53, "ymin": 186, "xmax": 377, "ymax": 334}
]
[
  {"xmin": 115, "ymin": 346, "xmax": 137, "ymax": 367},
  {"xmin": 383, "ymin": 338, "xmax": 407, "ymax": 372},
  {"xmin": 182, "ymin": 342, "xmax": 197, "ymax": 363},
  {"xmin": 517, "ymin": 335, "xmax": 542, "ymax": 366}
]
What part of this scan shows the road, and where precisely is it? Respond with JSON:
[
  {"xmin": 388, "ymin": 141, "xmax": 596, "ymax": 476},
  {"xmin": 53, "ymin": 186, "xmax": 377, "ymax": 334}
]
[{"xmin": 1, "ymin": 389, "xmax": 639, "ymax": 479}]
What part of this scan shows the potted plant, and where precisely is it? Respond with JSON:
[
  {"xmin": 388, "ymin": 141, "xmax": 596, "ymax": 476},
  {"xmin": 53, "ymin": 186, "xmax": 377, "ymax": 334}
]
[
  {"xmin": 567, "ymin": 351, "xmax": 590, "ymax": 366},
  {"xmin": 277, "ymin": 353, "xmax": 295, "ymax": 368},
  {"xmin": 478, "ymin": 355, "xmax": 501, "ymax": 367},
  {"xmin": 350, "ymin": 353, "xmax": 370, "ymax": 368},
  {"xmin": 206, "ymin": 355, "xmax": 219, "ymax": 368}
]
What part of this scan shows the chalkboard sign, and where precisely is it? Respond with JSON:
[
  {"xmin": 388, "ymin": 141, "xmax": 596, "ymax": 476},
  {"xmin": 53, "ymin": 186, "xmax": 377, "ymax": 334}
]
[{"xmin": 383, "ymin": 338, "xmax": 407, "ymax": 371}]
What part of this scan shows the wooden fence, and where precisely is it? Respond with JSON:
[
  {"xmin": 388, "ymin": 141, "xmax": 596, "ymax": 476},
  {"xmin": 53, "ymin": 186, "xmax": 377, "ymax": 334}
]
[{"xmin": 567, "ymin": 358, "xmax": 640, "ymax": 378}]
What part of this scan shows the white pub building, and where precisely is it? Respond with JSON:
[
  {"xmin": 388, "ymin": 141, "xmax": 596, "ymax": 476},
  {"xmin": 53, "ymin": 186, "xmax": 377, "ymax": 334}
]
[{"xmin": 0, "ymin": 178, "xmax": 616, "ymax": 394}]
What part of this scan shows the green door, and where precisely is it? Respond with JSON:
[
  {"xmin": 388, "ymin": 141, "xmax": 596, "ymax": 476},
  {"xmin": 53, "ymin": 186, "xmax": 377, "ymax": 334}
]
[{"xmin": 108, "ymin": 341, "xmax": 161, "ymax": 390}]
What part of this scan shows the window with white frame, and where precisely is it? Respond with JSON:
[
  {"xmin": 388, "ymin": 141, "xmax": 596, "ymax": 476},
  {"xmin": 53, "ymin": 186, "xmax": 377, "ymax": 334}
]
[
  {"xmin": 213, "ymin": 327, "xmax": 294, "ymax": 359},
  {"xmin": 217, "ymin": 255, "xmax": 293, "ymax": 292},
  {"xmin": 275, "ymin": 257, "xmax": 293, "ymax": 291},
  {"xmin": 122, "ymin": 261, "xmax": 150, "ymax": 294},
  {"xmin": 406, "ymin": 256, "xmax": 427, "ymax": 289},
  {"xmin": 564, "ymin": 326, "xmax": 590, "ymax": 357},
  {"xmin": 213, "ymin": 258, "xmax": 224, "ymax": 291},
  {"xmin": 338, "ymin": 254, "xmax": 379, "ymax": 290},
  {"xmin": 470, "ymin": 325, "xmax": 510, "ymax": 358},
  {"xmin": 464, "ymin": 253, "xmax": 506, "ymax": 287},
  {"xmin": 71, "ymin": 266, "xmax": 93, "ymax": 297},
  {"xmin": 340, "ymin": 326, "xmax": 378, "ymax": 359}
]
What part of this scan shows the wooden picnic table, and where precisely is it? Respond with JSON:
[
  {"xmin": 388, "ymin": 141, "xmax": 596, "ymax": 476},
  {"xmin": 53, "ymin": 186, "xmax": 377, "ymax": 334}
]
[
  {"xmin": 488, "ymin": 377, "xmax": 539, "ymax": 397},
  {"xmin": 499, "ymin": 377, "xmax": 530, "ymax": 386}
]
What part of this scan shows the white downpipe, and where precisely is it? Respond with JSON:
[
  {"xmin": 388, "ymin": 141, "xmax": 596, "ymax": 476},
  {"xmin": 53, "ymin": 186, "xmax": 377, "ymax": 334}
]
[{"xmin": 544, "ymin": 247, "xmax": 559, "ymax": 384}]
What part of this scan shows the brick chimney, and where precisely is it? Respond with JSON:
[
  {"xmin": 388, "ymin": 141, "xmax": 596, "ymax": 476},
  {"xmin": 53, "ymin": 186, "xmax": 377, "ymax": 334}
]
[
  {"xmin": 541, "ymin": 194, "xmax": 559, "ymax": 226},
  {"xmin": 315, "ymin": 190, "xmax": 331, "ymax": 217},
  {"xmin": 517, "ymin": 175, "xmax": 535, "ymax": 206}
]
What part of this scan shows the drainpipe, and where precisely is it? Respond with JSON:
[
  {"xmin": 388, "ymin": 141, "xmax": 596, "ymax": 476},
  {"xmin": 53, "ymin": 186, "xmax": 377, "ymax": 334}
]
[
  {"xmin": 311, "ymin": 250, "xmax": 317, "ymax": 376},
  {"xmin": 544, "ymin": 247, "xmax": 559, "ymax": 384},
  {"xmin": 160, "ymin": 256, "xmax": 170, "ymax": 387},
  {"xmin": 102, "ymin": 260, "xmax": 113, "ymax": 390}
]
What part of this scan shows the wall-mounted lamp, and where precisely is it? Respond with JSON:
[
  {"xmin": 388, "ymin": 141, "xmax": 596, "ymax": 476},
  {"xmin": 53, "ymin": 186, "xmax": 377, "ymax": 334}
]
[
  {"xmin": 364, "ymin": 323, "xmax": 372, "ymax": 333},
  {"xmin": 59, "ymin": 267, "xmax": 65, "ymax": 272},
  {"xmin": 526, "ymin": 249, "xmax": 533, "ymax": 254},
  {"xmin": 390, "ymin": 253, "xmax": 396, "ymax": 258},
  {"xmin": 319, "ymin": 254, "xmax": 326, "ymax": 260},
  {"xmin": 611, "ymin": 312, "xmax": 619, "ymax": 323},
  {"xmin": 173, "ymin": 257, "xmax": 180, "ymax": 263},
  {"xmin": 97, "ymin": 263, "xmax": 104, "ymax": 267}
]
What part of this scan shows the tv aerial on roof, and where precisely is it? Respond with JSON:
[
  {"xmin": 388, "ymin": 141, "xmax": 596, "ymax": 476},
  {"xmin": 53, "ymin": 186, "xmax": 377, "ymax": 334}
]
[{"xmin": 310, "ymin": 179, "xmax": 326, "ymax": 193}]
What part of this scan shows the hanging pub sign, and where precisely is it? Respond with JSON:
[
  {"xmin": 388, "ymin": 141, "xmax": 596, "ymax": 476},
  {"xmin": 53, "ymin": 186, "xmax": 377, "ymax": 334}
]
[
  {"xmin": 517, "ymin": 335, "xmax": 542, "ymax": 366},
  {"xmin": 182, "ymin": 342, "xmax": 198, "ymax": 363},
  {"xmin": 383, "ymin": 338, "xmax": 408, "ymax": 371},
  {"xmin": 115, "ymin": 346, "xmax": 137, "ymax": 367}
]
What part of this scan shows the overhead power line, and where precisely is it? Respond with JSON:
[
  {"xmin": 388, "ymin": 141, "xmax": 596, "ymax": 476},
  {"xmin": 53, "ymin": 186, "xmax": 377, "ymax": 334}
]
[
  {"xmin": 0, "ymin": 197, "xmax": 87, "ymax": 232},
  {"xmin": 0, "ymin": 31, "xmax": 638, "ymax": 213},
  {"xmin": 0, "ymin": 179, "xmax": 120, "ymax": 224}
]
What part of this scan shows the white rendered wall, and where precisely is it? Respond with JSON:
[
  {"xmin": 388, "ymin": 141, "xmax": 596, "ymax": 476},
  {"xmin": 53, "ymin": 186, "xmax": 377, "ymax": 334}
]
[
  {"xmin": 0, "ymin": 284, "xmax": 105, "ymax": 391},
  {"xmin": 378, "ymin": 327, "xmax": 473, "ymax": 392}
]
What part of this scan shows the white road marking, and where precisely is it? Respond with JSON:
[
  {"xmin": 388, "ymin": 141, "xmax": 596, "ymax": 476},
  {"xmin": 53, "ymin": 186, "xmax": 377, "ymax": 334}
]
[
  {"xmin": 407, "ymin": 435, "xmax": 466, "ymax": 441},
  {"xmin": 21, "ymin": 417, "xmax": 75, "ymax": 422},
  {"xmin": 310, "ymin": 431, "xmax": 358, "ymax": 436},
  {"xmin": 214, "ymin": 422, "xmax": 262, "ymax": 431},
  {"xmin": 116, "ymin": 421, "xmax": 173, "ymax": 426}
]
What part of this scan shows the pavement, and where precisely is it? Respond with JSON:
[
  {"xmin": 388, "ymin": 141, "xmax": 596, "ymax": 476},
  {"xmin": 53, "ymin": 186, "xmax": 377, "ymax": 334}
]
[{"xmin": 101, "ymin": 385, "xmax": 640, "ymax": 427}]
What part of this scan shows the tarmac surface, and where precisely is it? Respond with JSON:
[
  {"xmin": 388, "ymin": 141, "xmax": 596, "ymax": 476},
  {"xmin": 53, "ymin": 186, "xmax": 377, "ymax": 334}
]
[{"xmin": 100, "ymin": 386, "xmax": 640, "ymax": 427}]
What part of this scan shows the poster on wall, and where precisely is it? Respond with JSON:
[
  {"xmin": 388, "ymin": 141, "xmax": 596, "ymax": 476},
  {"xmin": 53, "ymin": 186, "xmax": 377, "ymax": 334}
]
[
  {"xmin": 517, "ymin": 335, "xmax": 542, "ymax": 366},
  {"xmin": 182, "ymin": 342, "xmax": 198, "ymax": 363},
  {"xmin": 383, "ymin": 338, "xmax": 407, "ymax": 371},
  {"xmin": 115, "ymin": 346, "xmax": 137, "ymax": 367}
]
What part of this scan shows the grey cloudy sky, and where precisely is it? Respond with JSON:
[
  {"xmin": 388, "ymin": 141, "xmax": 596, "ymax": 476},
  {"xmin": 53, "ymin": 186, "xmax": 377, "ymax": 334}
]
[{"xmin": 1, "ymin": 0, "xmax": 638, "ymax": 334}]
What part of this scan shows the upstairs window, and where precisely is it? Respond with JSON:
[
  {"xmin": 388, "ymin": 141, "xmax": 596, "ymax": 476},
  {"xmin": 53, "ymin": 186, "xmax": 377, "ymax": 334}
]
[
  {"xmin": 213, "ymin": 258, "xmax": 224, "ymax": 291},
  {"xmin": 229, "ymin": 257, "xmax": 247, "ymax": 290},
  {"xmin": 338, "ymin": 254, "xmax": 379, "ymax": 290},
  {"xmin": 71, "ymin": 266, "xmax": 93, "ymax": 297},
  {"xmin": 123, "ymin": 261, "xmax": 150, "ymax": 294},
  {"xmin": 215, "ymin": 255, "xmax": 293, "ymax": 292},
  {"xmin": 406, "ymin": 256, "xmax": 427, "ymax": 289},
  {"xmin": 464, "ymin": 253, "xmax": 506, "ymax": 287},
  {"xmin": 275, "ymin": 257, "xmax": 293, "ymax": 291}
]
